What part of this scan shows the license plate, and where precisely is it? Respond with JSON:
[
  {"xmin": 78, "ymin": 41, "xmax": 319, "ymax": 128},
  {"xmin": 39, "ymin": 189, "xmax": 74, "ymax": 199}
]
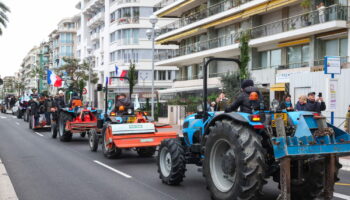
[
  {"xmin": 140, "ymin": 138, "xmax": 154, "ymax": 143},
  {"xmin": 274, "ymin": 113, "xmax": 287, "ymax": 120},
  {"xmin": 127, "ymin": 117, "xmax": 136, "ymax": 123}
]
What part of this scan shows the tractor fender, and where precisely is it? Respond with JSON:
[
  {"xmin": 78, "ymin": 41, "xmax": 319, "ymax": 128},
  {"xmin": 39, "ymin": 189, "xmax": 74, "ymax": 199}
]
[{"xmin": 204, "ymin": 112, "xmax": 249, "ymax": 136}]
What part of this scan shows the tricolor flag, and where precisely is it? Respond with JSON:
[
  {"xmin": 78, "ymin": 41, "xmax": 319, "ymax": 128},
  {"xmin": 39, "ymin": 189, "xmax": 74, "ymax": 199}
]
[
  {"xmin": 47, "ymin": 70, "xmax": 63, "ymax": 87},
  {"xmin": 115, "ymin": 65, "xmax": 127, "ymax": 81}
]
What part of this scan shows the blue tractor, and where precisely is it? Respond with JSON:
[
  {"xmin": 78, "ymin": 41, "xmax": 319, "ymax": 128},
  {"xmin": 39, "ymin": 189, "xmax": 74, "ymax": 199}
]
[{"xmin": 157, "ymin": 57, "xmax": 350, "ymax": 200}]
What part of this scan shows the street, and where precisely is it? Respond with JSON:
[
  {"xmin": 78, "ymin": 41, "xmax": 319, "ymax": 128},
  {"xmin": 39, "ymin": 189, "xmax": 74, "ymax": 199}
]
[{"xmin": 0, "ymin": 113, "xmax": 350, "ymax": 200}]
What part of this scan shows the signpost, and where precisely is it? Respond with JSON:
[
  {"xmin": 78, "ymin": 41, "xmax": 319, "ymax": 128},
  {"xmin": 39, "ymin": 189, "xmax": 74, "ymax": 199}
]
[{"xmin": 324, "ymin": 56, "xmax": 341, "ymax": 125}]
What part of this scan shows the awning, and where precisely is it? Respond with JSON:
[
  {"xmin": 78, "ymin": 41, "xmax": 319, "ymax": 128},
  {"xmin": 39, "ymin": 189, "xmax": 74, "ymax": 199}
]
[
  {"xmin": 277, "ymin": 38, "xmax": 310, "ymax": 48},
  {"xmin": 270, "ymin": 83, "xmax": 286, "ymax": 92},
  {"xmin": 157, "ymin": 0, "xmax": 195, "ymax": 17},
  {"xmin": 158, "ymin": 85, "xmax": 218, "ymax": 94}
]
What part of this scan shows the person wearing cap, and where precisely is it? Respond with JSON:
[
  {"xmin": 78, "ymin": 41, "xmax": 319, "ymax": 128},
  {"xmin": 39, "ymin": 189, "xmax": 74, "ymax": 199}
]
[
  {"xmin": 305, "ymin": 92, "xmax": 326, "ymax": 113},
  {"xmin": 225, "ymin": 79, "xmax": 263, "ymax": 113},
  {"xmin": 54, "ymin": 90, "xmax": 66, "ymax": 109},
  {"xmin": 113, "ymin": 93, "xmax": 133, "ymax": 114}
]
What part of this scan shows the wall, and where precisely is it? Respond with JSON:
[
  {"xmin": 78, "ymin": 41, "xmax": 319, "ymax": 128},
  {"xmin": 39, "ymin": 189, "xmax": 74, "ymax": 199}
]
[{"xmin": 289, "ymin": 69, "xmax": 350, "ymax": 127}]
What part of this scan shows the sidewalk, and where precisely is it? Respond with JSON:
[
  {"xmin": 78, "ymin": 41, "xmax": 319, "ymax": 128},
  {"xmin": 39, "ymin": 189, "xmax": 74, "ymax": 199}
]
[
  {"xmin": 340, "ymin": 156, "xmax": 350, "ymax": 171},
  {"xmin": 0, "ymin": 159, "xmax": 18, "ymax": 200}
]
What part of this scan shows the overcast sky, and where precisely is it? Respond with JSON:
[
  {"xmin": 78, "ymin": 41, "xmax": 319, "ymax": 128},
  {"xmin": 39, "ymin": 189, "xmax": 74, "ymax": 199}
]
[{"xmin": 0, "ymin": 0, "xmax": 79, "ymax": 77}]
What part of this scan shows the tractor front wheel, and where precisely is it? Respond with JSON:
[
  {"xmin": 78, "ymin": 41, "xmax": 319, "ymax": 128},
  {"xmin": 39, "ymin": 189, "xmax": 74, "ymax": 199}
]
[
  {"xmin": 102, "ymin": 126, "xmax": 122, "ymax": 159},
  {"xmin": 58, "ymin": 113, "xmax": 72, "ymax": 142},
  {"xmin": 136, "ymin": 147, "xmax": 156, "ymax": 157},
  {"xmin": 203, "ymin": 120, "xmax": 267, "ymax": 200},
  {"xmin": 157, "ymin": 139, "xmax": 186, "ymax": 185},
  {"xmin": 89, "ymin": 129, "xmax": 99, "ymax": 152}
]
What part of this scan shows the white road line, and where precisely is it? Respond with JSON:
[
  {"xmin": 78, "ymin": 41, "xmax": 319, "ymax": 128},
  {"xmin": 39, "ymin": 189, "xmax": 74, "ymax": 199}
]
[
  {"xmin": 0, "ymin": 159, "xmax": 19, "ymax": 200},
  {"xmin": 15, "ymin": 122, "xmax": 20, "ymax": 126},
  {"xmin": 334, "ymin": 193, "xmax": 350, "ymax": 200},
  {"xmin": 12, "ymin": 116, "xmax": 16, "ymax": 119},
  {"xmin": 35, "ymin": 132, "xmax": 44, "ymax": 137},
  {"xmin": 0, "ymin": 116, "xmax": 6, "ymax": 119},
  {"xmin": 93, "ymin": 160, "xmax": 132, "ymax": 179}
]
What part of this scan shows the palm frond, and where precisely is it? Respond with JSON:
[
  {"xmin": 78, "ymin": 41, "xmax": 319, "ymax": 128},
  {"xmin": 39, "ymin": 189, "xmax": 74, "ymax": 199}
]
[
  {"xmin": 0, "ymin": 17, "xmax": 7, "ymax": 28},
  {"xmin": 0, "ymin": 2, "xmax": 10, "ymax": 12}
]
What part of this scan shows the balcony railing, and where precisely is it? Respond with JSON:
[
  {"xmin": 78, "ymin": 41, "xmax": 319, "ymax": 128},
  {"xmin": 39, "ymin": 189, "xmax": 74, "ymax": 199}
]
[
  {"xmin": 250, "ymin": 5, "xmax": 348, "ymax": 39},
  {"xmin": 174, "ymin": 71, "xmax": 233, "ymax": 81},
  {"xmin": 314, "ymin": 56, "xmax": 349, "ymax": 66},
  {"xmin": 155, "ymin": 0, "xmax": 178, "ymax": 9},
  {"xmin": 157, "ymin": 5, "xmax": 349, "ymax": 62},
  {"xmin": 111, "ymin": 17, "xmax": 140, "ymax": 25},
  {"xmin": 160, "ymin": 0, "xmax": 252, "ymax": 35},
  {"xmin": 116, "ymin": 0, "xmax": 139, "ymax": 4}
]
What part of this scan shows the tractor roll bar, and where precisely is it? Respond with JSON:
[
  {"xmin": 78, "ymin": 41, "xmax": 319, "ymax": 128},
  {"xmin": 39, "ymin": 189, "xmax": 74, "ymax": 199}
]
[
  {"xmin": 203, "ymin": 57, "xmax": 241, "ymax": 121},
  {"xmin": 104, "ymin": 76, "xmax": 130, "ymax": 114}
]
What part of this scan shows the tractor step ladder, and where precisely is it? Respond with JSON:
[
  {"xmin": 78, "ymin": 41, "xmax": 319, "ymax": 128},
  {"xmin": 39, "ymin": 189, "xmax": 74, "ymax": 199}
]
[{"xmin": 276, "ymin": 117, "xmax": 335, "ymax": 200}]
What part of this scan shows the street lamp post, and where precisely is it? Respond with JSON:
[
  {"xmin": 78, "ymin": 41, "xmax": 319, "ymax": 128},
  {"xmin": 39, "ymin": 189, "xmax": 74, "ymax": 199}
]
[
  {"xmin": 87, "ymin": 46, "xmax": 93, "ymax": 106},
  {"xmin": 146, "ymin": 15, "xmax": 159, "ymax": 119}
]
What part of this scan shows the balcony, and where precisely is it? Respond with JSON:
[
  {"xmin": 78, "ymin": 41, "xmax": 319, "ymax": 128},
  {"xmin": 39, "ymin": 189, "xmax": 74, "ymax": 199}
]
[
  {"xmin": 116, "ymin": 0, "xmax": 139, "ymax": 4},
  {"xmin": 159, "ymin": 0, "xmax": 253, "ymax": 35},
  {"xmin": 114, "ymin": 17, "xmax": 140, "ymax": 25},
  {"xmin": 87, "ymin": 12, "xmax": 105, "ymax": 28},
  {"xmin": 174, "ymin": 71, "xmax": 231, "ymax": 82},
  {"xmin": 155, "ymin": 0, "xmax": 178, "ymax": 8},
  {"xmin": 90, "ymin": 32, "xmax": 100, "ymax": 41},
  {"xmin": 157, "ymin": 5, "xmax": 349, "ymax": 62}
]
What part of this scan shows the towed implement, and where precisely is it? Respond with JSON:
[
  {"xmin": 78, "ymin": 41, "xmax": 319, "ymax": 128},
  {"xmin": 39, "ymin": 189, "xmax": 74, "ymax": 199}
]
[
  {"xmin": 88, "ymin": 76, "xmax": 177, "ymax": 158},
  {"xmin": 157, "ymin": 57, "xmax": 350, "ymax": 200}
]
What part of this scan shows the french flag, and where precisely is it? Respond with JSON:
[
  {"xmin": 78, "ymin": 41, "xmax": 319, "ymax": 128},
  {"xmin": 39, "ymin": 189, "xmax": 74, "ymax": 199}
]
[
  {"xmin": 115, "ymin": 65, "xmax": 127, "ymax": 80},
  {"xmin": 47, "ymin": 70, "xmax": 63, "ymax": 87}
]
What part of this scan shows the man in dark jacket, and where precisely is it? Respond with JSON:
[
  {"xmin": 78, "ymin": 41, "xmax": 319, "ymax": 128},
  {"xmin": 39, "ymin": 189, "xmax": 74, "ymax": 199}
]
[
  {"xmin": 54, "ymin": 90, "xmax": 66, "ymax": 109},
  {"xmin": 225, "ymin": 80, "xmax": 263, "ymax": 113},
  {"xmin": 113, "ymin": 93, "xmax": 133, "ymax": 113},
  {"xmin": 305, "ymin": 92, "xmax": 326, "ymax": 113}
]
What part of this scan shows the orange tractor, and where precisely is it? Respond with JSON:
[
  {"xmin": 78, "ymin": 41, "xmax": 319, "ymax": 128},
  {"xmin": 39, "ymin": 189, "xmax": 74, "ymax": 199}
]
[{"xmin": 88, "ymin": 77, "xmax": 177, "ymax": 158}]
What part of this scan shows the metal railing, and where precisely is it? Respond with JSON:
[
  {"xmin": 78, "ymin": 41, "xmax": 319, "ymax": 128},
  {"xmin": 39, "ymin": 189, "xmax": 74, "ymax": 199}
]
[
  {"xmin": 156, "ymin": 5, "xmax": 349, "ymax": 62},
  {"xmin": 114, "ymin": 17, "xmax": 140, "ymax": 25},
  {"xmin": 314, "ymin": 56, "xmax": 349, "ymax": 66},
  {"xmin": 250, "ymin": 5, "xmax": 348, "ymax": 39},
  {"xmin": 116, "ymin": 0, "xmax": 139, "ymax": 4},
  {"xmin": 155, "ymin": 0, "xmax": 178, "ymax": 9},
  {"xmin": 160, "ymin": 0, "xmax": 252, "ymax": 35},
  {"xmin": 174, "ymin": 71, "xmax": 233, "ymax": 81}
]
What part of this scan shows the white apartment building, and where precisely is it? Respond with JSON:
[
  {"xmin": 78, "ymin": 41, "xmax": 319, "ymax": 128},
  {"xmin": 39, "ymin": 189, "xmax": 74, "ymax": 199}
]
[
  {"xmin": 48, "ymin": 18, "xmax": 78, "ymax": 69},
  {"xmin": 75, "ymin": 0, "xmax": 178, "ymax": 108},
  {"xmin": 21, "ymin": 46, "xmax": 40, "ymax": 95},
  {"xmin": 154, "ymin": 0, "xmax": 350, "ymax": 126}
]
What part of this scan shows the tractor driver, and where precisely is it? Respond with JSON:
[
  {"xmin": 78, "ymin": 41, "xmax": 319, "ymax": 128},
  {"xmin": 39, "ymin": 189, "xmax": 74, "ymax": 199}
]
[
  {"xmin": 225, "ymin": 79, "xmax": 264, "ymax": 114},
  {"xmin": 113, "ymin": 93, "xmax": 133, "ymax": 113}
]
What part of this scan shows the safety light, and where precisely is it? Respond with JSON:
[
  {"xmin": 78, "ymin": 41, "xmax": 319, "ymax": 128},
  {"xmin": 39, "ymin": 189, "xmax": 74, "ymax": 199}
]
[
  {"xmin": 119, "ymin": 106, "xmax": 125, "ymax": 111},
  {"xmin": 110, "ymin": 112, "xmax": 116, "ymax": 116},
  {"xmin": 144, "ymin": 112, "xmax": 148, "ymax": 116},
  {"xmin": 127, "ymin": 109, "xmax": 132, "ymax": 115},
  {"xmin": 250, "ymin": 114, "xmax": 261, "ymax": 122}
]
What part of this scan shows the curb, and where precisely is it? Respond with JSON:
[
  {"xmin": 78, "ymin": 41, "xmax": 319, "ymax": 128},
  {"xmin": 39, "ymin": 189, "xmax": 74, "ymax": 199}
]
[
  {"xmin": 0, "ymin": 159, "xmax": 18, "ymax": 200},
  {"xmin": 340, "ymin": 158, "xmax": 350, "ymax": 171}
]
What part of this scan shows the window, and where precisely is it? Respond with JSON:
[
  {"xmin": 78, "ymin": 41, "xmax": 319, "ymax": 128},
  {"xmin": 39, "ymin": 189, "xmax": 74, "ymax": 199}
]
[
  {"xmin": 256, "ymin": 49, "xmax": 281, "ymax": 69},
  {"xmin": 271, "ymin": 49, "xmax": 282, "ymax": 67},
  {"xmin": 324, "ymin": 38, "xmax": 348, "ymax": 57},
  {"xmin": 287, "ymin": 44, "xmax": 310, "ymax": 68},
  {"xmin": 158, "ymin": 71, "xmax": 166, "ymax": 80},
  {"xmin": 259, "ymin": 51, "xmax": 268, "ymax": 69},
  {"xmin": 167, "ymin": 71, "xmax": 172, "ymax": 80}
]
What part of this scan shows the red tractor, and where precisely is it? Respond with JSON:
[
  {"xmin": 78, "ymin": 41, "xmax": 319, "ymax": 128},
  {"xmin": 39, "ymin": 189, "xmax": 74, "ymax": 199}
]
[{"xmin": 51, "ymin": 106, "xmax": 98, "ymax": 142}]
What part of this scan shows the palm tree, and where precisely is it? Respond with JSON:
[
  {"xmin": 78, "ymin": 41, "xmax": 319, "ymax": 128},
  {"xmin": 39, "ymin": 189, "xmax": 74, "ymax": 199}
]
[{"xmin": 0, "ymin": 1, "xmax": 10, "ymax": 35}]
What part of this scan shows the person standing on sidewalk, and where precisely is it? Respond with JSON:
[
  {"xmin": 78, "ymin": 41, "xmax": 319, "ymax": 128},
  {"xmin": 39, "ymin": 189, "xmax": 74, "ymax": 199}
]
[
  {"xmin": 305, "ymin": 92, "xmax": 326, "ymax": 113},
  {"xmin": 345, "ymin": 105, "xmax": 350, "ymax": 132}
]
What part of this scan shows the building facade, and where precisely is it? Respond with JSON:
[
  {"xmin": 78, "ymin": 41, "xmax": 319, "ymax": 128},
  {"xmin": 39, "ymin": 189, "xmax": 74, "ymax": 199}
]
[
  {"xmin": 154, "ymin": 0, "xmax": 350, "ymax": 125},
  {"xmin": 21, "ymin": 46, "xmax": 40, "ymax": 95},
  {"xmin": 75, "ymin": 0, "xmax": 178, "ymax": 108}
]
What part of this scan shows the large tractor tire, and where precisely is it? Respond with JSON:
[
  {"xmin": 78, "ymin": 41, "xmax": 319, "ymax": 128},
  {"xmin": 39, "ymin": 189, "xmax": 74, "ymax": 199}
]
[
  {"xmin": 290, "ymin": 157, "xmax": 341, "ymax": 200},
  {"xmin": 157, "ymin": 139, "xmax": 186, "ymax": 185},
  {"xmin": 136, "ymin": 147, "xmax": 156, "ymax": 157},
  {"xmin": 58, "ymin": 113, "xmax": 72, "ymax": 142},
  {"xmin": 51, "ymin": 122, "xmax": 58, "ymax": 139},
  {"xmin": 203, "ymin": 120, "xmax": 267, "ymax": 200},
  {"xmin": 102, "ymin": 125, "xmax": 122, "ymax": 159},
  {"xmin": 89, "ymin": 129, "xmax": 99, "ymax": 152}
]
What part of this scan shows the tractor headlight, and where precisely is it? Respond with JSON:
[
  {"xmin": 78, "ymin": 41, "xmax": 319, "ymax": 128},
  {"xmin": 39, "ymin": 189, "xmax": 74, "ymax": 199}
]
[
  {"xmin": 271, "ymin": 99, "xmax": 280, "ymax": 110},
  {"xmin": 127, "ymin": 108, "xmax": 133, "ymax": 115}
]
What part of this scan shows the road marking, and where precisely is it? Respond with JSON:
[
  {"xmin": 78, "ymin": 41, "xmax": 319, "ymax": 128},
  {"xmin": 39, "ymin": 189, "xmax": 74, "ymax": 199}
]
[
  {"xmin": 35, "ymin": 132, "xmax": 44, "ymax": 137},
  {"xmin": 0, "ymin": 116, "xmax": 6, "ymax": 119},
  {"xmin": 334, "ymin": 193, "xmax": 350, "ymax": 200},
  {"xmin": 12, "ymin": 116, "xmax": 16, "ymax": 119},
  {"xmin": 336, "ymin": 183, "xmax": 350, "ymax": 186},
  {"xmin": 93, "ymin": 160, "xmax": 132, "ymax": 179},
  {"xmin": 15, "ymin": 122, "xmax": 20, "ymax": 126},
  {"xmin": 0, "ymin": 159, "xmax": 19, "ymax": 200}
]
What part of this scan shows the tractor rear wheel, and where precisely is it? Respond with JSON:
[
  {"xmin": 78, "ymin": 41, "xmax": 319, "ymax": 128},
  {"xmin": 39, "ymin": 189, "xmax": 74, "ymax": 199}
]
[
  {"xmin": 136, "ymin": 147, "xmax": 156, "ymax": 157},
  {"xmin": 102, "ymin": 126, "xmax": 122, "ymax": 159},
  {"xmin": 51, "ymin": 122, "xmax": 58, "ymax": 139},
  {"xmin": 58, "ymin": 113, "xmax": 72, "ymax": 142},
  {"xmin": 89, "ymin": 129, "xmax": 99, "ymax": 152},
  {"xmin": 203, "ymin": 120, "xmax": 267, "ymax": 200},
  {"xmin": 157, "ymin": 138, "xmax": 186, "ymax": 185}
]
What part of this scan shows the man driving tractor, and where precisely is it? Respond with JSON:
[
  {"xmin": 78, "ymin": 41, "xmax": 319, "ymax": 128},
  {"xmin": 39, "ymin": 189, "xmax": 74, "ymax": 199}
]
[{"xmin": 112, "ymin": 93, "xmax": 133, "ymax": 114}]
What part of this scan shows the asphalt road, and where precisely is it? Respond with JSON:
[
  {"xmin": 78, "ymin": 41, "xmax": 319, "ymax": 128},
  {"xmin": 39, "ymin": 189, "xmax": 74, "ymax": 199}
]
[{"xmin": 0, "ymin": 112, "xmax": 350, "ymax": 200}]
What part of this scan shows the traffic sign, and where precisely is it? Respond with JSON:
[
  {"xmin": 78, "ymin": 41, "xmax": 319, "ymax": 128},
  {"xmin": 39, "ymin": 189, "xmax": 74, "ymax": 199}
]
[
  {"xmin": 324, "ymin": 56, "xmax": 341, "ymax": 74},
  {"xmin": 82, "ymin": 88, "xmax": 87, "ymax": 95}
]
